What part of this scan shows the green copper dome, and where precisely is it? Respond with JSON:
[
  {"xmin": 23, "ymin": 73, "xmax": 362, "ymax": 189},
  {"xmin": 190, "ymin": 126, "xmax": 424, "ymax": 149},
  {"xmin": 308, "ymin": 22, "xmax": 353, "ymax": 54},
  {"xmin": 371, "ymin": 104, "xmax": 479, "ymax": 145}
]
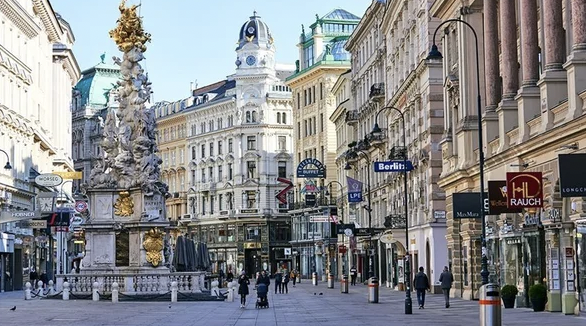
[{"xmin": 75, "ymin": 56, "xmax": 121, "ymax": 108}]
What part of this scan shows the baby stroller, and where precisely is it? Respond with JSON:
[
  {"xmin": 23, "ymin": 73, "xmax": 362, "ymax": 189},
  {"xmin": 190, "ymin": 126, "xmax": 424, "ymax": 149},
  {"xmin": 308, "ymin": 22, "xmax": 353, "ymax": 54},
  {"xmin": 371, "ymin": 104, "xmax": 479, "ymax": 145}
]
[{"xmin": 255, "ymin": 283, "xmax": 269, "ymax": 309}]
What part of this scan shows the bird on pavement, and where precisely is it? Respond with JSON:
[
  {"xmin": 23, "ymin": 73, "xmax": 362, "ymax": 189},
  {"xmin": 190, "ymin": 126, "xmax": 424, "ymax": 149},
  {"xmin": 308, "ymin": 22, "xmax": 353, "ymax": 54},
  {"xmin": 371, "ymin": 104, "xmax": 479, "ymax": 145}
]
[
  {"xmin": 314, "ymin": 293, "xmax": 316, "ymax": 295},
  {"xmin": 319, "ymin": 293, "xmax": 323, "ymax": 295},
  {"xmin": 10, "ymin": 306, "xmax": 16, "ymax": 311}
]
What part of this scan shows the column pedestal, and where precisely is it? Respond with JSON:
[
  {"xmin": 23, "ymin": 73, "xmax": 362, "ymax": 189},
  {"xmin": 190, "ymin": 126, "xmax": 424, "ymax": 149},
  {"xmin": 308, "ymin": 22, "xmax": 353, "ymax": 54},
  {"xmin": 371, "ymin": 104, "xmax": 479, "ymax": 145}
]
[
  {"xmin": 497, "ymin": 99, "xmax": 518, "ymax": 151},
  {"xmin": 515, "ymin": 86, "xmax": 541, "ymax": 143},
  {"xmin": 538, "ymin": 70, "xmax": 568, "ymax": 131},
  {"xmin": 482, "ymin": 109, "xmax": 499, "ymax": 149},
  {"xmin": 564, "ymin": 50, "xmax": 586, "ymax": 120}
]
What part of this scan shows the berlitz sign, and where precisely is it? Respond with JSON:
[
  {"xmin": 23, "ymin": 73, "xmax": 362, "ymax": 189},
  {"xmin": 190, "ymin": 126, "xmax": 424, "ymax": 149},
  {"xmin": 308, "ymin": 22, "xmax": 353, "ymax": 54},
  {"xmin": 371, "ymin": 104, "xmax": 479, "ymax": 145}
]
[
  {"xmin": 373, "ymin": 160, "xmax": 414, "ymax": 172},
  {"xmin": 506, "ymin": 172, "xmax": 543, "ymax": 208}
]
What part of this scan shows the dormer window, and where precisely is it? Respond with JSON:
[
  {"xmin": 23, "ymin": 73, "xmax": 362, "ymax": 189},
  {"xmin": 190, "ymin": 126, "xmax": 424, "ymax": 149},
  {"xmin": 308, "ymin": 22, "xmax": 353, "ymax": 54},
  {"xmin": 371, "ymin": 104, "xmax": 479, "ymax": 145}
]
[{"xmin": 245, "ymin": 111, "xmax": 257, "ymax": 123}]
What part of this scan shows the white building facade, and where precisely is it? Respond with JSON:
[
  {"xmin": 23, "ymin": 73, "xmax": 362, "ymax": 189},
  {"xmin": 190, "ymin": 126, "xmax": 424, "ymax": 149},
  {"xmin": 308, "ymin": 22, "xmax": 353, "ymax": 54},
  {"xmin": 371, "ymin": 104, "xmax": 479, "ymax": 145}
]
[{"xmin": 0, "ymin": 0, "xmax": 80, "ymax": 291}]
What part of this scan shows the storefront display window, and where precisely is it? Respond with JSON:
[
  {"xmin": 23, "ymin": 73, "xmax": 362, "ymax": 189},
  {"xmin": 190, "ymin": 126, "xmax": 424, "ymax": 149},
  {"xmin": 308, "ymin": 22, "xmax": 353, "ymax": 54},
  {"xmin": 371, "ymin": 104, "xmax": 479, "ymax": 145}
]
[
  {"xmin": 487, "ymin": 237, "xmax": 500, "ymax": 284},
  {"xmin": 577, "ymin": 231, "xmax": 585, "ymax": 311},
  {"xmin": 522, "ymin": 230, "xmax": 546, "ymax": 307},
  {"xmin": 501, "ymin": 237, "xmax": 523, "ymax": 290}
]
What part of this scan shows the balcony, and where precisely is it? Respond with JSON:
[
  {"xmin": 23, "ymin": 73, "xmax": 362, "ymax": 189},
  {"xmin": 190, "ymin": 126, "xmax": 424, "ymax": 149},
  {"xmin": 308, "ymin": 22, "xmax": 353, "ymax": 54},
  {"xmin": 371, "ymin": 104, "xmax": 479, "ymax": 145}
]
[
  {"xmin": 345, "ymin": 110, "xmax": 359, "ymax": 125},
  {"xmin": 383, "ymin": 214, "xmax": 407, "ymax": 229},
  {"xmin": 389, "ymin": 146, "xmax": 407, "ymax": 160},
  {"xmin": 366, "ymin": 130, "xmax": 386, "ymax": 147},
  {"xmin": 369, "ymin": 83, "xmax": 385, "ymax": 102}
]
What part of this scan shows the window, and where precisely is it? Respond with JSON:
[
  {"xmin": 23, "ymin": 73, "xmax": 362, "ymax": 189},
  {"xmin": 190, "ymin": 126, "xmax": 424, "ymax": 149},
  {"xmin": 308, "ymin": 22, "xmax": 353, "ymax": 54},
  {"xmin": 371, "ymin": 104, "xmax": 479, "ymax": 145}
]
[
  {"xmin": 228, "ymin": 163, "xmax": 233, "ymax": 180},
  {"xmin": 245, "ymin": 191, "xmax": 257, "ymax": 209},
  {"xmin": 201, "ymin": 144, "xmax": 205, "ymax": 158},
  {"xmin": 208, "ymin": 166, "xmax": 214, "ymax": 181},
  {"xmin": 320, "ymin": 82, "xmax": 323, "ymax": 99},
  {"xmin": 209, "ymin": 142, "xmax": 214, "ymax": 156},
  {"xmin": 278, "ymin": 161, "xmax": 287, "ymax": 178},
  {"xmin": 210, "ymin": 195, "xmax": 215, "ymax": 214},
  {"xmin": 320, "ymin": 113, "xmax": 324, "ymax": 132},
  {"xmin": 297, "ymin": 93, "xmax": 300, "ymax": 109},
  {"xmin": 179, "ymin": 149, "xmax": 184, "ymax": 164},
  {"xmin": 277, "ymin": 112, "xmax": 281, "ymax": 123},
  {"xmin": 246, "ymin": 226, "xmax": 260, "ymax": 240},
  {"xmin": 282, "ymin": 113, "xmax": 287, "ymax": 124},
  {"xmin": 219, "ymin": 194, "xmax": 224, "ymax": 211},
  {"xmin": 218, "ymin": 165, "xmax": 223, "ymax": 180},
  {"xmin": 201, "ymin": 196, "xmax": 206, "ymax": 215},
  {"xmin": 191, "ymin": 146, "xmax": 196, "ymax": 160},
  {"xmin": 247, "ymin": 161, "xmax": 256, "ymax": 179},
  {"xmin": 247, "ymin": 136, "xmax": 256, "ymax": 150},
  {"xmin": 218, "ymin": 141, "xmax": 223, "ymax": 154},
  {"xmin": 191, "ymin": 170, "xmax": 196, "ymax": 186},
  {"xmin": 278, "ymin": 136, "xmax": 286, "ymax": 151},
  {"xmin": 297, "ymin": 122, "xmax": 301, "ymax": 139},
  {"xmin": 251, "ymin": 111, "xmax": 257, "ymax": 122},
  {"xmin": 201, "ymin": 168, "xmax": 206, "ymax": 182},
  {"xmin": 228, "ymin": 138, "xmax": 233, "ymax": 153},
  {"xmin": 246, "ymin": 111, "xmax": 251, "ymax": 122}
]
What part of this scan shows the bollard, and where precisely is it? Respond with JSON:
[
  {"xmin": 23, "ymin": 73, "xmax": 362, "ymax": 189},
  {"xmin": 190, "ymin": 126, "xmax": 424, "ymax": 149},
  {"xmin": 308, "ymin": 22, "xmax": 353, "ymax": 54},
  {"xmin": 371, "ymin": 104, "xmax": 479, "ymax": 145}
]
[
  {"xmin": 226, "ymin": 281, "xmax": 234, "ymax": 302},
  {"xmin": 62, "ymin": 282, "xmax": 70, "ymax": 301},
  {"xmin": 92, "ymin": 281, "xmax": 100, "ymax": 301},
  {"xmin": 312, "ymin": 272, "xmax": 318, "ymax": 286},
  {"xmin": 111, "ymin": 282, "xmax": 119, "ymax": 303},
  {"xmin": 368, "ymin": 277, "xmax": 379, "ymax": 303},
  {"xmin": 322, "ymin": 274, "xmax": 326, "ymax": 282},
  {"xmin": 37, "ymin": 280, "xmax": 44, "ymax": 292},
  {"xmin": 341, "ymin": 275, "xmax": 349, "ymax": 294},
  {"xmin": 24, "ymin": 282, "xmax": 32, "ymax": 300},
  {"xmin": 48, "ymin": 280, "xmax": 55, "ymax": 295},
  {"xmin": 296, "ymin": 276, "xmax": 300, "ymax": 284},
  {"xmin": 211, "ymin": 280, "xmax": 220, "ymax": 297},
  {"xmin": 171, "ymin": 281, "xmax": 178, "ymax": 303},
  {"xmin": 479, "ymin": 283, "xmax": 502, "ymax": 326},
  {"xmin": 327, "ymin": 273, "xmax": 334, "ymax": 289}
]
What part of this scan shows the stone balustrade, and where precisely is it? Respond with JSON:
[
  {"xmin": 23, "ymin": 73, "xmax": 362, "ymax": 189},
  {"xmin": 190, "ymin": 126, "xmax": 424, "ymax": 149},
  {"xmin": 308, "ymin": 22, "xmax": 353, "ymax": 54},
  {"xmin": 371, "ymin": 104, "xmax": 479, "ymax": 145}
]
[{"xmin": 55, "ymin": 272, "xmax": 206, "ymax": 295}]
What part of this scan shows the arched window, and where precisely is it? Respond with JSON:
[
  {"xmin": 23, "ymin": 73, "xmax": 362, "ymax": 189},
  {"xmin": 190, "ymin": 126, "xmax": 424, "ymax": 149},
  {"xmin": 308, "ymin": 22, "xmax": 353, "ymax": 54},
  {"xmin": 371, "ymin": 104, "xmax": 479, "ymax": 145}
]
[
  {"xmin": 282, "ymin": 113, "xmax": 287, "ymax": 124},
  {"xmin": 277, "ymin": 112, "xmax": 281, "ymax": 123},
  {"xmin": 251, "ymin": 111, "xmax": 257, "ymax": 122},
  {"xmin": 246, "ymin": 111, "xmax": 251, "ymax": 123}
]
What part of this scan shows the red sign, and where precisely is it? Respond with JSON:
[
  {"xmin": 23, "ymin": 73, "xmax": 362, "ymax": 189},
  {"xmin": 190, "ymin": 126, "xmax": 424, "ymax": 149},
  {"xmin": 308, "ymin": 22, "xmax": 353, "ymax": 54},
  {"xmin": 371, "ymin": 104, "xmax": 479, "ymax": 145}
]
[
  {"xmin": 506, "ymin": 172, "xmax": 543, "ymax": 208},
  {"xmin": 338, "ymin": 245, "xmax": 347, "ymax": 254},
  {"xmin": 275, "ymin": 178, "xmax": 293, "ymax": 205}
]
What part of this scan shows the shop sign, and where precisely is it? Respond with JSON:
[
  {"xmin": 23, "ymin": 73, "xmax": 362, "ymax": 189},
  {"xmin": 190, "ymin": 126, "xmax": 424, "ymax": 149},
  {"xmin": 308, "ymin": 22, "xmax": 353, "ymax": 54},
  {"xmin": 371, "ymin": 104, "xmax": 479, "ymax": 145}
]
[
  {"xmin": 505, "ymin": 238, "xmax": 522, "ymax": 245},
  {"xmin": 488, "ymin": 181, "xmax": 522, "ymax": 214},
  {"xmin": 558, "ymin": 154, "xmax": 586, "ymax": 197},
  {"xmin": 296, "ymin": 158, "xmax": 326, "ymax": 178},
  {"xmin": 523, "ymin": 212, "xmax": 541, "ymax": 226},
  {"xmin": 506, "ymin": 172, "xmax": 543, "ymax": 208},
  {"xmin": 453, "ymin": 192, "xmax": 483, "ymax": 219},
  {"xmin": 34, "ymin": 173, "xmax": 63, "ymax": 187}
]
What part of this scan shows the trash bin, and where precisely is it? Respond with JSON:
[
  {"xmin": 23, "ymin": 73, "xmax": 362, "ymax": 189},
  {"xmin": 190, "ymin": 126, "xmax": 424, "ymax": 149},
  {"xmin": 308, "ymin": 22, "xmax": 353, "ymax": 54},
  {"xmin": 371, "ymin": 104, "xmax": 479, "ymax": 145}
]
[
  {"xmin": 368, "ymin": 277, "xmax": 379, "ymax": 303},
  {"xmin": 327, "ymin": 273, "xmax": 334, "ymax": 289},
  {"xmin": 312, "ymin": 272, "xmax": 318, "ymax": 286},
  {"xmin": 479, "ymin": 283, "xmax": 502, "ymax": 326},
  {"xmin": 341, "ymin": 274, "xmax": 349, "ymax": 293}
]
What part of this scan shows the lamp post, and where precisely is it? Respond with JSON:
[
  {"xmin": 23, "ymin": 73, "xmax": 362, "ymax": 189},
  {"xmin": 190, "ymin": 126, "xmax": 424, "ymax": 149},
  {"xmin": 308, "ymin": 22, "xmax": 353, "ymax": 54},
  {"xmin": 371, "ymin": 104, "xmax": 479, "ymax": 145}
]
[
  {"xmin": 325, "ymin": 180, "xmax": 344, "ymax": 276},
  {"xmin": 57, "ymin": 180, "xmax": 73, "ymax": 275},
  {"xmin": 372, "ymin": 105, "xmax": 411, "ymax": 314},
  {"xmin": 427, "ymin": 19, "xmax": 489, "ymax": 286},
  {"xmin": 344, "ymin": 149, "xmax": 374, "ymax": 279},
  {"xmin": 0, "ymin": 149, "xmax": 12, "ymax": 170}
]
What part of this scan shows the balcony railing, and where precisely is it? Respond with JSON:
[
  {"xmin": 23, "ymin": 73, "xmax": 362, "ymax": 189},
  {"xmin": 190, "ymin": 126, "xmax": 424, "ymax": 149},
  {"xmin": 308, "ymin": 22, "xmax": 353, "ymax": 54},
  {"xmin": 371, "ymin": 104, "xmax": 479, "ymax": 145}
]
[
  {"xmin": 369, "ymin": 83, "xmax": 385, "ymax": 101},
  {"xmin": 389, "ymin": 146, "xmax": 407, "ymax": 160},
  {"xmin": 345, "ymin": 110, "xmax": 359, "ymax": 125}
]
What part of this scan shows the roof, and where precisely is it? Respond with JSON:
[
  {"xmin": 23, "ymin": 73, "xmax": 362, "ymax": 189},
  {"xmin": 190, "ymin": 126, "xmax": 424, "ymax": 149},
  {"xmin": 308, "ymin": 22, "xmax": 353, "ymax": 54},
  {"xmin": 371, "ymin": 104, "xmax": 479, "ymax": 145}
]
[
  {"xmin": 322, "ymin": 8, "xmax": 361, "ymax": 21},
  {"xmin": 75, "ymin": 58, "xmax": 121, "ymax": 108},
  {"xmin": 276, "ymin": 69, "xmax": 295, "ymax": 81}
]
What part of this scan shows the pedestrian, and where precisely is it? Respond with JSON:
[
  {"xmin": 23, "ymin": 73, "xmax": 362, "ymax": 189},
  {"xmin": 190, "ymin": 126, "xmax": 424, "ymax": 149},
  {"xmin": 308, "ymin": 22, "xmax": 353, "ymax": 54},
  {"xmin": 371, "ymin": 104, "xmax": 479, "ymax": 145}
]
[
  {"xmin": 258, "ymin": 270, "xmax": 270, "ymax": 286},
  {"xmin": 439, "ymin": 266, "xmax": 454, "ymax": 308},
  {"xmin": 219, "ymin": 268, "xmax": 225, "ymax": 288},
  {"xmin": 274, "ymin": 271, "xmax": 282, "ymax": 294},
  {"xmin": 39, "ymin": 271, "xmax": 49, "ymax": 289},
  {"xmin": 237, "ymin": 270, "xmax": 250, "ymax": 308},
  {"xmin": 413, "ymin": 266, "xmax": 430, "ymax": 309},
  {"xmin": 290, "ymin": 269, "xmax": 297, "ymax": 287},
  {"xmin": 350, "ymin": 265, "xmax": 357, "ymax": 286},
  {"xmin": 282, "ymin": 271, "xmax": 290, "ymax": 294},
  {"xmin": 226, "ymin": 268, "xmax": 234, "ymax": 283},
  {"xmin": 29, "ymin": 268, "xmax": 38, "ymax": 286}
]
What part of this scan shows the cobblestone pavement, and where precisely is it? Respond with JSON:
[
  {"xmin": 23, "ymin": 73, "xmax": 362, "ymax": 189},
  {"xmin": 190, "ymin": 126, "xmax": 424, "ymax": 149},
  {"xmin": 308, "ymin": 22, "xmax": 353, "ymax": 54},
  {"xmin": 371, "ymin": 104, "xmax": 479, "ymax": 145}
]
[{"xmin": 0, "ymin": 281, "xmax": 585, "ymax": 325}]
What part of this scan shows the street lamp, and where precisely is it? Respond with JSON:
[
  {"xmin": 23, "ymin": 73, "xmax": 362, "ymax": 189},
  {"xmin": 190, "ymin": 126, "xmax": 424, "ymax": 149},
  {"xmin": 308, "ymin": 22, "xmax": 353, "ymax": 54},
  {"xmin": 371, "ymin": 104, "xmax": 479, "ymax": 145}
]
[
  {"xmin": 324, "ymin": 180, "xmax": 344, "ymax": 206},
  {"xmin": 0, "ymin": 149, "xmax": 12, "ymax": 170},
  {"xmin": 427, "ymin": 19, "xmax": 489, "ymax": 286},
  {"xmin": 344, "ymin": 149, "xmax": 375, "ymax": 279},
  {"xmin": 372, "ymin": 105, "xmax": 411, "ymax": 315}
]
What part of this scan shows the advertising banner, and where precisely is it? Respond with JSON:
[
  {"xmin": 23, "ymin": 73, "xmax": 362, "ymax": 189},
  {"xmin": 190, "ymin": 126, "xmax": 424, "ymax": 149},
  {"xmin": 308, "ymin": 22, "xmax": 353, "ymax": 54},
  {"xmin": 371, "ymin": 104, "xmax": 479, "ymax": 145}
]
[
  {"xmin": 506, "ymin": 172, "xmax": 543, "ymax": 208},
  {"xmin": 346, "ymin": 176, "xmax": 363, "ymax": 203},
  {"xmin": 558, "ymin": 154, "xmax": 586, "ymax": 197}
]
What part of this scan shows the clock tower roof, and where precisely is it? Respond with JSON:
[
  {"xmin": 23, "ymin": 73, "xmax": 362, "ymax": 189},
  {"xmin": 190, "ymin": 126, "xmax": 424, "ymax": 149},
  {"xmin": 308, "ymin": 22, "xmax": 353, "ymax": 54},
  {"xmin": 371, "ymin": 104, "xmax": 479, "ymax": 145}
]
[{"xmin": 236, "ymin": 11, "xmax": 273, "ymax": 51}]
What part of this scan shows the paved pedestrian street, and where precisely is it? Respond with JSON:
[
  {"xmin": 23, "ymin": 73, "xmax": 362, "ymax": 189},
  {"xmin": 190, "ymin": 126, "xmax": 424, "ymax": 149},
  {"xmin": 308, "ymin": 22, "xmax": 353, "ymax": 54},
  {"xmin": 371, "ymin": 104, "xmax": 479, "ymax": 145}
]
[{"xmin": 1, "ymin": 282, "xmax": 585, "ymax": 326}]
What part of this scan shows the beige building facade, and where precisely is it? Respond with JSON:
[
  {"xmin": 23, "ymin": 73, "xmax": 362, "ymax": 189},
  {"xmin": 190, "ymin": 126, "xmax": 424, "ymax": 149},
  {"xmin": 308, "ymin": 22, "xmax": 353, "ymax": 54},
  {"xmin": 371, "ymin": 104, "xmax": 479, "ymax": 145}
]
[{"xmin": 431, "ymin": 0, "xmax": 586, "ymax": 313}]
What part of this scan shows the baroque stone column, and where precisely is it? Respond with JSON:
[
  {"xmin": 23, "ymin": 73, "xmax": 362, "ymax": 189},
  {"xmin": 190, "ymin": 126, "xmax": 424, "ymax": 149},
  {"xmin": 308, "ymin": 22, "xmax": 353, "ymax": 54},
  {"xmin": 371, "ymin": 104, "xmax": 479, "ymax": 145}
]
[
  {"xmin": 482, "ymin": 0, "xmax": 499, "ymax": 148},
  {"xmin": 564, "ymin": 0, "xmax": 586, "ymax": 119},
  {"xmin": 497, "ymin": 0, "xmax": 519, "ymax": 151},
  {"xmin": 538, "ymin": 0, "xmax": 568, "ymax": 131},
  {"xmin": 516, "ymin": 0, "xmax": 541, "ymax": 143}
]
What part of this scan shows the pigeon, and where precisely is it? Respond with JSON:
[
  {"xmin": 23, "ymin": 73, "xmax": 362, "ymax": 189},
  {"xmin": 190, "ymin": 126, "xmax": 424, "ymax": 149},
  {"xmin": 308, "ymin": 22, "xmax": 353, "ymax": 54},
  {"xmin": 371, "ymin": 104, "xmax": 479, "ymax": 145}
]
[
  {"xmin": 314, "ymin": 293, "xmax": 316, "ymax": 295},
  {"xmin": 319, "ymin": 293, "xmax": 323, "ymax": 295},
  {"xmin": 10, "ymin": 306, "xmax": 16, "ymax": 311},
  {"xmin": 168, "ymin": 305, "xmax": 172, "ymax": 309}
]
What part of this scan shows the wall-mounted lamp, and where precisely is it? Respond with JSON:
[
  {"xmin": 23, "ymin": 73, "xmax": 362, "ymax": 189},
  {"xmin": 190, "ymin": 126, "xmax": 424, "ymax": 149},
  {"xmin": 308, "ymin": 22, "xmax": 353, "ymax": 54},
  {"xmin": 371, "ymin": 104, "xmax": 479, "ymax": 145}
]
[
  {"xmin": 510, "ymin": 163, "xmax": 529, "ymax": 168},
  {"xmin": 557, "ymin": 143, "xmax": 578, "ymax": 151},
  {"xmin": 0, "ymin": 149, "xmax": 12, "ymax": 170}
]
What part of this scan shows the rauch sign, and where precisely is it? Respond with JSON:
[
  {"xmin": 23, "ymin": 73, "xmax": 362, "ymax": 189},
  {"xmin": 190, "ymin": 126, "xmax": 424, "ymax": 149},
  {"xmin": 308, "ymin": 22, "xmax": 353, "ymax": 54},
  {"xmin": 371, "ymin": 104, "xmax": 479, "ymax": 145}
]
[{"xmin": 506, "ymin": 172, "xmax": 543, "ymax": 208}]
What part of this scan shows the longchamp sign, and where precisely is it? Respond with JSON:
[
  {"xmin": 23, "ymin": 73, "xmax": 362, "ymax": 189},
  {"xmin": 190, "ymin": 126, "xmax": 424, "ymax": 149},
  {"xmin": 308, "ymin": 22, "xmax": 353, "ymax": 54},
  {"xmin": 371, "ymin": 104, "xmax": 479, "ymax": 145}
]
[
  {"xmin": 506, "ymin": 172, "xmax": 543, "ymax": 208},
  {"xmin": 558, "ymin": 154, "xmax": 586, "ymax": 197}
]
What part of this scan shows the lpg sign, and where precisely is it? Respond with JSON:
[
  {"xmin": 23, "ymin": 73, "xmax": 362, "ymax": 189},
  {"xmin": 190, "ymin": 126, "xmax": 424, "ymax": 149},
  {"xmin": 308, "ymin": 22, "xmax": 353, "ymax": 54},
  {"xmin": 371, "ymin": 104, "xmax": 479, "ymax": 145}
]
[{"xmin": 34, "ymin": 173, "xmax": 63, "ymax": 187}]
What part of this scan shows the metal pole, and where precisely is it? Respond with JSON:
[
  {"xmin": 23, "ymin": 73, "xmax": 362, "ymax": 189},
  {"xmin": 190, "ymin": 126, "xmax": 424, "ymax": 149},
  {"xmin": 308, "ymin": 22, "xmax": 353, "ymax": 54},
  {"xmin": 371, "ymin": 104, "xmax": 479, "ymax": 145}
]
[{"xmin": 366, "ymin": 154, "xmax": 373, "ymax": 279}]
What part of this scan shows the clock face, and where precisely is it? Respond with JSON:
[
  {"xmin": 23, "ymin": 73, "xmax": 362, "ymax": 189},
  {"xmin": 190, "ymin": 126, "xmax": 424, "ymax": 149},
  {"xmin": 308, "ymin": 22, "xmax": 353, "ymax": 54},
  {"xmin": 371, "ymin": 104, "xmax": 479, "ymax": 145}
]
[
  {"xmin": 246, "ymin": 55, "xmax": 256, "ymax": 66},
  {"xmin": 344, "ymin": 228, "xmax": 353, "ymax": 237},
  {"xmin": 247, "ymin": 26, "xmax": 255, "ymax": 34}
]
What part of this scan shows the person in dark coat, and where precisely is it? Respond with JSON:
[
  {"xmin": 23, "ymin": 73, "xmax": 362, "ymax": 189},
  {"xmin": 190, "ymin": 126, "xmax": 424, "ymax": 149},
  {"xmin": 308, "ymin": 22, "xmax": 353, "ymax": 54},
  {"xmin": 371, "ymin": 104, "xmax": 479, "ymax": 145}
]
[
  {"xmin": 439, "ymin": 266, "xmax": 454, "ymax": 308},
  {"xmin": 258, "ymin": 270, "xmax": 270, "ymax": 286},
  {"xmin": 226, "ymin": 268, "xmax": 234, "ymax": 283},
  {"xmin": 282, "ymin": 271, "xmax": 290, "ymax": 294},
  {"xmin": 237, "ymin": 270, "xmax": 250, "ymax": 308},
  {"xmin": 413, "ymin": 266, "xmax": 430, "ymax": 309},
  {"xmin": 29, "ymin": 269, "xmax": 38, "ymax": 286},
  {"xmin": 274, "ymin": 271, "xmax": 282, "ymax": 294},
  {"xmin": 39, "ymin": 271, "xmax": 49, "ymax": 289},
  {"xmin": 350, "ymin": 266, "xmax": 357, "ymax": 286}
]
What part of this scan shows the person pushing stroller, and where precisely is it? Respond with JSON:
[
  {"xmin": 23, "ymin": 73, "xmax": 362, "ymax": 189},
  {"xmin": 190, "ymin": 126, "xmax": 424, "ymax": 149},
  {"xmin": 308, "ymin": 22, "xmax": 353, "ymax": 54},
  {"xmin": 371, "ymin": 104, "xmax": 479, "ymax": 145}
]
[{"xmin": 255, "ymin": 270, "xmax": 270, "ymax": 309}]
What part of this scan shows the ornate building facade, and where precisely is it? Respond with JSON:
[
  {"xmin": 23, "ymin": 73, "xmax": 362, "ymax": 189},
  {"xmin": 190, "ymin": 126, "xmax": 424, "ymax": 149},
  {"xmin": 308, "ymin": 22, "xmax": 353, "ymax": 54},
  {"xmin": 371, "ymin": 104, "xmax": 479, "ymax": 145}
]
[
  {"xmin": 286, "ymin": 9, "xmax": 360, "ymax": 279},
  {"xmin": 431, "ymin": 0, "xmax": 586, "ymax": 313},
  {"xmin": 155, "ymin": 13, "xmax": 295, "ymax": 277},
  {"xmin": 0, "ymin": 0, "xmax": 80, "ymax": 291}
]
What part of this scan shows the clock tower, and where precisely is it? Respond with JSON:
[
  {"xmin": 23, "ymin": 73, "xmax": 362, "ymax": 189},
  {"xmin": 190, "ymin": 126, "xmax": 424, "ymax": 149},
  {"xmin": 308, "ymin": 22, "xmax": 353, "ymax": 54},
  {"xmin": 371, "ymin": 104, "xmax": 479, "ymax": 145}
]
[{"xmin": 234, "ymin": 11, "xmax": 276, "ymax": 76}]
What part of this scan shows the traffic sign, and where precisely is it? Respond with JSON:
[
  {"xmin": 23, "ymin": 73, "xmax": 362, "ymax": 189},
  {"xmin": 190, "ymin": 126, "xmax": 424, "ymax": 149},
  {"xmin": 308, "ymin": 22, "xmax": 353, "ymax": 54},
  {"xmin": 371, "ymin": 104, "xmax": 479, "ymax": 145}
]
[
  {"xmin": 310, "ymin": 215, "xmax": 330, "ymax": 222},
  {"xmin": 75, "ymin": 201, "xmax": 88, "ymax": 213}
]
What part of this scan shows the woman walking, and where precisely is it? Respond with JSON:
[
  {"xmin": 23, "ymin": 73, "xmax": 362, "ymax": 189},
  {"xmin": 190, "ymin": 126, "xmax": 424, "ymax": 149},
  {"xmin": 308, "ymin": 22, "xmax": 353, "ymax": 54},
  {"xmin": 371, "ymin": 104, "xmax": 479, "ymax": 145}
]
[{"xmin": 238, "ymin": 270, "xmax": 250, "ymax": 308}]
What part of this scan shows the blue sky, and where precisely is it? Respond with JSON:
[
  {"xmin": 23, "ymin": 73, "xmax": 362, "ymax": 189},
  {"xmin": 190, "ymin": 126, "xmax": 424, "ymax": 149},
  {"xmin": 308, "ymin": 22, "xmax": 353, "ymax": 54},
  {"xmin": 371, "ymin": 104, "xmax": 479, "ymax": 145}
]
[{"xmin": 50, "ymin": 0, "xmax": 370, "ymax": 102}]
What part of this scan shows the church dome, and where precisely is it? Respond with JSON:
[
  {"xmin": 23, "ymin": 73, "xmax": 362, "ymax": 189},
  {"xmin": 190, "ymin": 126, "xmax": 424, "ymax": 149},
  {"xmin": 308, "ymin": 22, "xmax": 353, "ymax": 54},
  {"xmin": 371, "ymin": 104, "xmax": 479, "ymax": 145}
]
[{"xmin": 237, "ymin": 12, "xmax": 273, "ymax": 50}]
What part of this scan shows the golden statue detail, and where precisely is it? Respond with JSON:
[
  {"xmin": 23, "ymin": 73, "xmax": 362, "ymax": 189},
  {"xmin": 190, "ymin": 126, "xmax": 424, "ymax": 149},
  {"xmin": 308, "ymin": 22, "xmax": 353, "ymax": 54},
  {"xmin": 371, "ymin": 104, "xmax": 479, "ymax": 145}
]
[
  {"xmin": 143, "ymin": 228, "xmax": 164, "ymax": 267},
  {"xmin": 109, "ymin": 0, "xmax": 151, "ymax": 53},
  {"xmin": 114, "ymin": 191, "xmax": 134, "ymax": 216}
]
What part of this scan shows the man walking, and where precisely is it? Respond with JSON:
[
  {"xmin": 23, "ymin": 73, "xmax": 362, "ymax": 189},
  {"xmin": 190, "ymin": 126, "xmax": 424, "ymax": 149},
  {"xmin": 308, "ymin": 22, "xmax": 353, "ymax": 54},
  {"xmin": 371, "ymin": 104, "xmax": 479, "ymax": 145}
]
[
  {"xmin": 274, "ymin": 271, "xmax": 282, "ymax": 294},
  {"xmin": 439, "ymin": 266, "xmax": 453, "ymax": 308},
  {"xmin": 350, "ymin": 265, "xmax": 357, "ymax": 286},
  {"xmin": 413, "ymin": 266, "xmax": 430, "ymax": 309}
]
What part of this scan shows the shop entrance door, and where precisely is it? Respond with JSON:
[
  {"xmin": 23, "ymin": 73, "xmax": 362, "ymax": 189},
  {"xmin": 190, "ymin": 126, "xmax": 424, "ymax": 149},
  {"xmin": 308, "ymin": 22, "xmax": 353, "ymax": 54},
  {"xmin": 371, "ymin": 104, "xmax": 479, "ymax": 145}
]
[{"xmin": 244, "ymin": 249, "xmax": 261, "ymax": 278}]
